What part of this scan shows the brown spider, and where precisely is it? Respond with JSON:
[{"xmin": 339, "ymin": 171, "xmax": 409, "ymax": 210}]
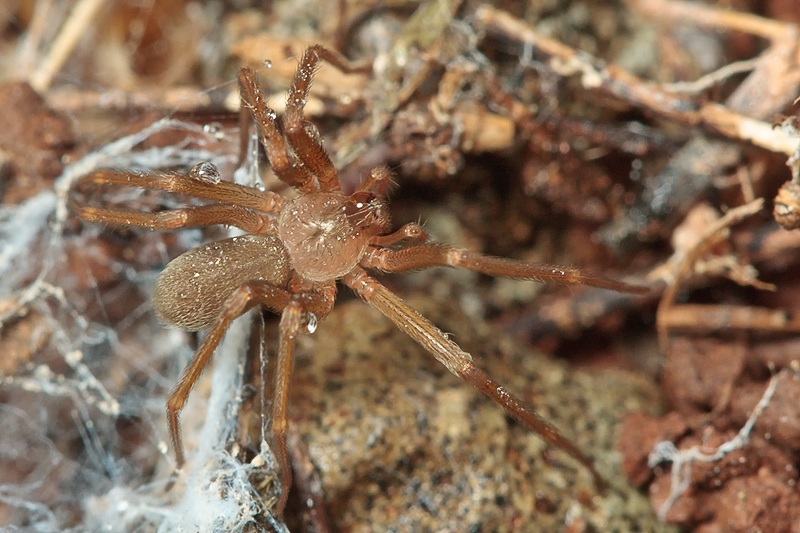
[{"xmin": 70, "ymin": 45, "xmax": 647, "ymax": 515}]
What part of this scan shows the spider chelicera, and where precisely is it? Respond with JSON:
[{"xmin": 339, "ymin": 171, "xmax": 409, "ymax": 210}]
[{"xmin": 70, "ymin": 45, "xmax": 647, "ymax": 514}]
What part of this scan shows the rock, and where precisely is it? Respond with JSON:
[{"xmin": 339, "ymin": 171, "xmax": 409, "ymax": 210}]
[{"xmin": 289, "ymin": 296, "xmax": 675, "ymax": 532}]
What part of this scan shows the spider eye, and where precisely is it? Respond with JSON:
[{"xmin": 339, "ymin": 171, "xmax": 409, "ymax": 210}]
[
  {"xmin": 345, "ymin": 191, "xmax": 386, "ymax": 231},
  {"xmin": 349, "ymin": 191, "xmax": 373, "ymax": 205}
]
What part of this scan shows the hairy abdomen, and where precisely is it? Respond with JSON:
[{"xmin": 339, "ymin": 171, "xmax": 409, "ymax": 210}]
[{"xmin": 153, "ymin": 234, "xmax": 292, "ymax": 331}]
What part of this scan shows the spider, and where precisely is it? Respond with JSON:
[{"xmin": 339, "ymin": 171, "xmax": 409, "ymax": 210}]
[{"xmin": 70, "ymin": 45, "xmax": 647, "ymax": 515}]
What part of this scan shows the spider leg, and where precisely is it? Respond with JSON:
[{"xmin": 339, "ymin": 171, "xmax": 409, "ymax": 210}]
[
  {"xmin": 166, "ymin": 281, "xmax": 291, "ymax": 468},
  {"xmin": 70, "ymin": 201, "xmax": 276, "ymax": 233},
  {"xmin": 72, "ymin": 168, "xmax": 285, "ymax": 212},
  {"xmin": 369, "ymin": 222, "xmax": 429, "ymax": 248},
  {"xmin": 282, "ymin": 45, "xmax": 370, "ymax": 193},
  {"xmin": 362, "ymin": 243, "xmax": 649, "ymax": 294},
  {"xmin": 355, "ymin": 165, "xmax": 394, "ymax": 196},
  {"xmin": 342, "ymin": 267, "xmax": 608, "ymax": 491},
  {"xmin": 283, "ymin": 47, "xmax": 338, "ymax": 192},
  {"xmin": 71, "ymin": 168, "xmax": 285, "ymax": 232},
  {"xmin": 271, "ymin": 285, "xmax": 335, "ymax": 515},
  {"xmin": 238, "ymin": 67, "xmax": 317, "ymax": 193},
  {"xmin": 271, "ymin": 298, "xmax": 302, "ymax": 516}
]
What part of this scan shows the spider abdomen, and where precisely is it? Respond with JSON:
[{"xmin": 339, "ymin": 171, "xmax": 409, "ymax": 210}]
[{"xmin": 152, "ymin": 234, "xmax": 292, "ymax": 331}]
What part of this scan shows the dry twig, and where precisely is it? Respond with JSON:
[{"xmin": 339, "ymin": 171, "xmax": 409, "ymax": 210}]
[
  {"xmin": 474, "ymin": 5, "xmax": 800, "ymax": 156},
  {"xmin": 28, "ymin": 0, "xmax": 110, "ymax": 92},
  {"xmin": 654, "ymin": 198, "xmax": 766, "ymax": 350}
]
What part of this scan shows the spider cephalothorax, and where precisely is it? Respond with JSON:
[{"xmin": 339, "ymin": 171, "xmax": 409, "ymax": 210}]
[{"xmin": 277, "ymin": 189, "xmax": 390, "ymax": 282}]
